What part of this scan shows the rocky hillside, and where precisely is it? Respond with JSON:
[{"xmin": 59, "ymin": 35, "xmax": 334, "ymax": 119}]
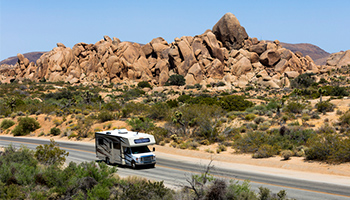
[
  {"xmin": 0, "ymin": 13, "xmax": 348, "ymax": 87},
  {"xmin": 278, "ymin": 42, "xmax": 330, "ymax": 65},
  {"xmin": 0, "ymin": 52, "xmax": 45, "ymax": 66}
]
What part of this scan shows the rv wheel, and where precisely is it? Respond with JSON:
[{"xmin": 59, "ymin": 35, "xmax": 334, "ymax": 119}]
[
  {"xmin": 131, "ymin": 161, "xmax": 136, "ymax": 169},
  {"xmin": 105, "ymin": 157, "xmax": 110, "ymax": 165}
]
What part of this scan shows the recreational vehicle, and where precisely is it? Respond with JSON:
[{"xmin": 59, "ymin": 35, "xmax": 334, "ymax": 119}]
[{"xmin": 95, "ymin": 129, "xmax": 156, "ymax": 168}]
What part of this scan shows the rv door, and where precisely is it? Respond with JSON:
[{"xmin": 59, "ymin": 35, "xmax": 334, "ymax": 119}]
[{"xmin": 112, "ymin": 141, "xmax": 121, "ymax": 164}]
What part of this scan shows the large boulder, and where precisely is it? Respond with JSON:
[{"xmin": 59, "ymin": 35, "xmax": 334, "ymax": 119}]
[
  {"xmin": 231, "ymin": 57, "xmax": 252, "ymax": 76},
  {"xmin": 259, "ymin": 49, "xmax": 281, "ymax": 67},
  {"xmin": 176, "ymin": 39, "xmax": 197, "ymax": 76},
  {"xmin": 212, "ymin": 12, "xmax": 249, "ymax": 50},
  {"xmin": 206, "ymin": 59, "xmax": 224, "ymax": 79},
  {"xmin": 326, "ymin": 50, "xmax": 350, "ymax": 67}
]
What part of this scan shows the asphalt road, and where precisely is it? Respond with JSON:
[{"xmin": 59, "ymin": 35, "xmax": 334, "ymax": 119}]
[{"xmin": 1, "ymin": 136, "xmax": 350, "ymax": 200}]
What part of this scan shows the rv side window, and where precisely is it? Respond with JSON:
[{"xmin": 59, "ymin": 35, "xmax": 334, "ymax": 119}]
[
  {"xmin": 113, "ymin": 142, "xmax": 120, "ymax": 150},
  {"xmin": 98, "ymin": 138, "xmax": 103, "ymax": 145}
]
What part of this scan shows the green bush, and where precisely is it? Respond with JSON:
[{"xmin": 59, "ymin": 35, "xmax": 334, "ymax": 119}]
[
  {"xmin": 252, "ymin": 144, "xmax": 276, "ymax": 158},
  {"xmin": 219, "ymin": 95, "xmax": 254, "ymax": 111},
  {"xmin": 305, "ymin": 127, "xmax": 350, "ymax": 163},
  {"xmin": 35, "ymin": 139, "xmax": 69, "ymax": 166},
  {"xmin": 103, "ymin": 101, "xmax": 121, "ymax": 111},
  {"xmin": 339, "ymin": 110, "xmax": 350, "ymax": 126},
  {"xmin": 284, "ymin": 101, "xmax": 305, "ymax": 114},
  {"xmin": 50, "ymin": 127, "xmax": 61, "ymax": 136},
  {"xmin": 148, "ymin": 127, "xmax": 169, "ymax": 144},
  {"xmin": 165, "ymin": 74, "xmax": 186, "ymax": 86},
  {"xmin": 253, "ymin": 116, "xmax": 265, "ymax": 124},
  {"xmin": 137, "ymin": 81, "xmax": 152, "ymax": 89},
  {"xmin": 12, "ymin": 116, "xmax": 40, "ymax": 136},
  {"xmin": 97, "ymin": 111, "xmax": 115, "ymax": 122},
  {"xmin": 146, "ymin": 102, "xmax": 170, "ymax": 120},
  {"xmin": 0, "ymin": 119, "xmax": 15, "ymax": 129},
  {"xmin": 315, "ymin": 101, "xmax": 335, "ymax": 113},
  {"xmin": 245, "ymin": 113, "xmax": 256, "ymax": 121},
  {"xmin": 127, "ymin": 117, "xmax": 155, "ymax": 132},
  {"xmin": 281, "ymin": 150, "xmax": 293, "ymax": 160},
  {"xmin": 291, "ymin": 73, "xmax": 316, "ymax": 88}
]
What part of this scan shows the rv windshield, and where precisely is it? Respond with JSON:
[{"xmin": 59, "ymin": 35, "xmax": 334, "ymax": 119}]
[{"xmin": 131, "ymin": 146, "xmax": 151, "ymax": 154}]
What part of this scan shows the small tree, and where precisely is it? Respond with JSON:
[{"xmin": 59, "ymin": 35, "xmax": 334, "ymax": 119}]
[
  {"xmin": 35, "ymin": 139, "xmax": 69, "ymax": 166},
  {"xmin": 165, "ymin": 74, "xmax": 186, "ymax": 86},
  {"xmin": 12, "ymin": 116, "xmax": 41, "ymax": 136},
  {"xmin": 137, "ymin": 81, "xmax": 152, "ymax": 89},
  {"xmin": 50, "ymin": 127, "xmax": 61, "ymax": 136},
  {"xmin": 0, "ymin": 119, "xmax": 15, "ymax": 130}
]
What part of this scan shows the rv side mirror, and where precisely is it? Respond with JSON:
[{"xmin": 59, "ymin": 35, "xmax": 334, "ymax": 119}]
[{"xmin": 153, "ymin": 147, "xmax": 155, "ymax": 152}]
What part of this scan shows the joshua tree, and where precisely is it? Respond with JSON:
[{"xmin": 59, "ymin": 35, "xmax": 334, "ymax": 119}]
[{"xmin": 318, "ymin": 88, "xmax": 326, "ymax": 103}]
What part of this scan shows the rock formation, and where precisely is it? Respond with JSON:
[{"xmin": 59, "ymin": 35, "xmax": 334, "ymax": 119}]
[
  {"xmin": 2, "ymin": 12, "xmax": 323, "ymax": 88},
  {"xmin": 326, "ymin": 50, "xmax": 350, "ymax": 67}
]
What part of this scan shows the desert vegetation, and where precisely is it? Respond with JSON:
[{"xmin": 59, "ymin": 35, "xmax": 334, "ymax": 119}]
[
  {"xmin": 0, "ymin": 66, "xmax": 350, "ymax": 165},
  {"xmin": 0, "ymin": 143, "xmax": 291, "ymax": 199}
]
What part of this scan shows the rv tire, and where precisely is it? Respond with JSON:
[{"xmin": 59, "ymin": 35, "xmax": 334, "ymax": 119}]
[
  {"xmin": 105, "ymin": 157, "xmax": 110, "ymax": 165},
  {"xmin": 131, "ymin": 161, "xmax": 137, "ymax": 169}
]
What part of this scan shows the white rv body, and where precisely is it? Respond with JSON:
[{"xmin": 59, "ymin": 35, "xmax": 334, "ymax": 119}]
[{"xmin": 95, "ymin": 129, "xmax": 156, "ymax": 168}]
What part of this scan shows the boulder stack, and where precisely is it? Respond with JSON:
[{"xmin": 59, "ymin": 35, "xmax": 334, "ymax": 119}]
[{"xmin": 7, "ymin": 13, "xmax": 321, "ymax": 88}]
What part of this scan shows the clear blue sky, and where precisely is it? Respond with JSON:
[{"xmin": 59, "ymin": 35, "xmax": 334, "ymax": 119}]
[{"xmin": 1, "ymin": 0, "xmax": 350, "ymax": 61}]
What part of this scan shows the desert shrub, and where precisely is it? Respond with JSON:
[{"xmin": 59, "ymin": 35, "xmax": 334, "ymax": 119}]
[
  {"xmin": 216, "ymin": 144, "xmax": 227, "ymax": 154},
  {"xmin": 103, "ymin": 101, "xmax": 121, "ymax": 111},
  {"xmin": 305, "ymin": 128, "xmax": 350, "ymax": 163},
  {"xmin": 322, "ymin": 85, "xmax": 349, "ymax": 97},
  {"xmin": 0, "ymin": 119, "xmax": 15, "ymax": 129},
  {"xmin": 118, "ymin": 178, "xmax": 172, "ymax": 200},
  {"xmin": 122, "ymin": 88, "xmax": 145, "ymax": 100},
  {"xmin": 35, "ymin": 139, "xmax": 69, "ymax": 166},
  {"xmin": 246, "ymin": 123, "xmax": 258, "ymax": 130},
  {"xmin": 0, "ymin": 146, "xmax": 38, "ymax": 194},
  {"xmin": 258, "ymin": 121, "xmax": 271, "ymax": 131},
  {"xmin": 226, "ymin": 180, "xmax": 257, "ymax": 200},
  {"xmin": 121, "ymin": 102, "xmax": 149, "ymax": 118},
  {"xmin": 165, "ymin": 74, "xmax": 186, "ymax": 86},
  {"xmin": 336, "ymin": 109, "xmax": 343, "ymax": 115},
  {"xmin": 290, "ymin": 73, "xmax": 315, "ymax": 89},
  {"xmin": 146, "ymin": 102, "xmax": 170, "ymax": 120},
  {"xmin": 281, "ymin": 150, "xmax": 293, "ymax": 160},
  {"xmin": 137, "ymin": 81, "xmax": 152, "ymax": 89},
  {"xmin": 12, "ymin": 116, "xmax": 40, "ymax": 136},
  {"xmin": 252, "ymin": 144, "xmax": 276, "ymax": 158},
  {"xmin": 166, "ymin": 99, "xmax": 178, "ymax": 108},
  {"xmin": 315, "ymin": 101, "xmax": 335, "ymax": 113},
  {"xmin": 266, "ymin": 99, "xmax": 279, "ymax": 111},
  {"xmin": 301, "ymin": 113, "xmax": 310, "ymax": 122},
  {"xmin": 97, "ymin": 111, "xmax": 115, "ymax": 122},
  {"xmin": 246, "ymin": 104, "xmax": 267, "ymax": 115},
  {"xmin": 284, "ymin": 101, "xmax": 305, "ymax": 114},
  {"xmin": 219, "ymin": 95, "xmax": 254, "ymax": 111},
  {"xmin": 205, "ymin": 179, "xmax": 227, "ymax": 200},
  {"xmin": 127, "ymin": 117, "xmax": 155, "ymax": 132},
  {"xmin": 339, "ymin": 110, "xmax": 350, "ymax": 126},
  {"xmin": 245, "ymin": 113, "xmax": 256, "ymax": 121},
  {"xmin": 234, "ymin": 131, "xmax": 268, "ymax": 153},
  {"xmin": 148, "ymin": 127, "xmax": 169, "ymax": 144},
  {"xmin": 253, "ymin": 116, "xmax": 265, "ymax": 124},
  {"xmin": 177, "ymin": 94, "xmax": 192, "ymax": 103},
  {"xmin": 50, "ymin": 127, "xmax": 61, "ymax": 136}
]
